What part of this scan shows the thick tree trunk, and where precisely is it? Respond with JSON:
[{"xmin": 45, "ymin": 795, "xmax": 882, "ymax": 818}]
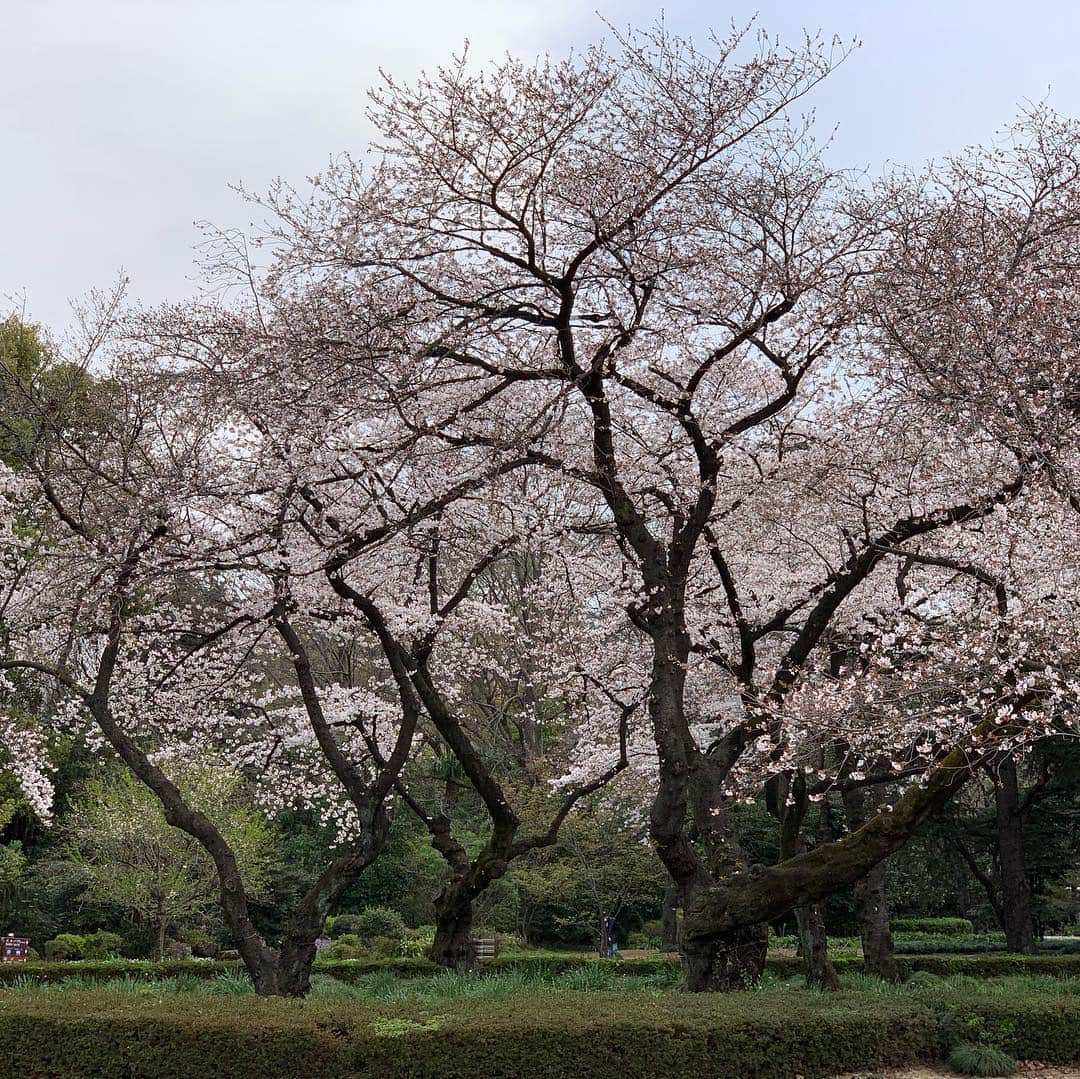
[
  {"xmin": 242, "ymin": 944, "xmax": 314, "ymax": 997},
  {"xmin": 660, "ymin": 883, "xmax": 680, "ymax": 952},
  {"xmin": 795, "ymin": 902, "xmax": 840, "ymax": 990},
  {"xmin": 843, "ymin": 772, "xmax": 899, "ymax": 981},
  {"xmin": 683, "ymin": 923, "xmax": 768, "ymax": 991},
  {"xmin": 995, "ymin": 756, "xmax": 1036, "ymax": 954},
  {"xmin": 854, "ymin": 860, "xmax": 899, "ymax": 981},
  {"xmin": 431, "ymin": 891, "xmax": 476, "ymax": 971},
  {"xmin": 775, "ymin": 772, "xmax": 840, "ymax": 990}
]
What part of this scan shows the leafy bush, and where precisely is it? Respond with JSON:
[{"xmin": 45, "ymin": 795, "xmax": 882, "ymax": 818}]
[
  {"xmin": 323, "ymin": 933, "xmax": 365, "ymax": 961},
  {"xmin": 353, "ymin": 906, "xmax": 406, "ymax": 942},
  {"xmin": 44, "ymin": 934, "xmax": 85, "ymax": 961},
  {"xmin": 0, "ymin": 987, "xmax": 1077, "ymax": 1077},
  {"xmin": 947, "ymin": 1042, "xmax": 1018, "ymax": 1076},
  {"xmin": 367, "ymin": 936, "xmax": 401, "ymax": 958},
  {"xmin": 892, "ymin": 917, "xmax": 974, "ymax": 937},
  {"xmin": 326, "ymin": 914, "xmax": 362, "ymax": 939},
  {"xmin": 399, "ymin": 926, "xmax": 435, "ymax": 958},
  {"xmin": 80, "ymin": 931, "xmax": 123, "ymax": 960}
]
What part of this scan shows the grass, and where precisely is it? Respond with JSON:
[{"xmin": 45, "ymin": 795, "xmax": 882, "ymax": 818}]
[
  {"xmin": 1, "ymin": 967, "xmax": 1075, "ymax": 1003},
  {"xmin": 947, "ymin": 1042, "xmax": 1018, "ymax": 1076}
]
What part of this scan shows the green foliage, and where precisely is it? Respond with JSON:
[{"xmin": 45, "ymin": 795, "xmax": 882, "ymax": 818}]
[
  {"xmin": 65, "ymin": 765, "xmax": 274, "ymax": 958},
  {"xmin": 0, "ymin": 838, "xmax": 26, "ymax": 925},
  {"xmin": 327, "ymin": 915, "xmax": 362, "ymax": 939},
  {"xmin": 353, "ymin": 906, "xmax": 406, "ymax": 942},
  {"xmin": 0, "ymin": 986, "xmax": 1078, "ymax": 1078},
  {"xmin": 892, "ymin": 917, "xmax": 975, "ymax": 936},
  {"xmin": 80, "ymin": 930, "xmax": 123, "ymax": 960},
  {"xmin": 400, "ymin": 926, "xmax": 435, "ymax": 958},
  {"xmin": 511, "ymin": 788, "xmax": 666, "ymax": 947},
  {"xmin": 44, "ymin": 933, "xmax": 85, "ymax": 960},
  {"xmin": 947, "ymin": 1042, "xmax": 1018, "ymax": 1076}
]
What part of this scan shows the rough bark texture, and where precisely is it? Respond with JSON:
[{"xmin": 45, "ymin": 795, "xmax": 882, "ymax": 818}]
[
  {"xmin": 994, "ymin": 756, "xmax": 1037, "ymax": 954},
  {"xmin": 794, "ymin": 903, "xmax": 840, "ymax": 990},
  {"xmin": 843, "ymin": 773, "xmax": 899, "ymax": 981},
  {"xmin": 660, "ymin": 883, "xmax": 680, "ymax": 953},
  {"xmin": 431, "ymin": 898, "xmax": 477, "ymax": 971},
  {"xmin": 773, "ymin": 772, "xmax": 840, "ymax": 990},
  {"xmin": 854, "ymin": 860, "xmax": 899, "ymax": 981},
  {"xmin": 682, "ymin": 923, "xmax": 768, "ymax": 991}
]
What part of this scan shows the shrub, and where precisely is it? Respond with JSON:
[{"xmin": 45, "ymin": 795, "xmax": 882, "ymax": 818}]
[
  {"xmin": 894, "ymin": 937, "xmax": 1006, "ymax": 955},
  {"xmin": 80, "ymin": 931, "xmax": 123, "ymax": 960},
  {"xmin": 400, "ymin": 926, "xmax": 435, "ymax": 959},
  {"xmin": 367, "ymin": 936, "xmax": 401, "ymax": 958},
  {"xmin": 892, "ymin": 917, "xmax": 974, "ymax": 937},
  {"xmin": 44, "ymin": 934, "xmax": 85, "ymax": 961},
  {"xmin": 327, "ymin": 914, "xmax": 362, "ymax": 940},
  {"xmin": 0, "ymin": 988, "xmax": 1077, "ymax": 1077},
  {"xmin": 324, "ymin": 934, "xmax": 365, "ymax": 961},
  {"xmin": 353, "ymin": 907, "xmax": 406, "ymax": 942},
  {"xmin": 947, "ymin": 1042, "xmax": 1018, "ymax": 1076}
]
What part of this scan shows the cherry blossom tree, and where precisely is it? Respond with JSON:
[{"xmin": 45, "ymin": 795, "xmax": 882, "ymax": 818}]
[
  {"xmin": 0, "ymin": 311, "xmax": 428, "ymax": 995},
  {"xmin": 5, "ymin": 25, "xmax": 1080, "ymax": 998},
  {"xmin": 228, "ymin": 23, "xmax": 1080, "ymax": 990}
]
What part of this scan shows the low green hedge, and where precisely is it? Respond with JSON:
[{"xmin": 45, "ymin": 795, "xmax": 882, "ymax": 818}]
[
  {"xmin": 892, "ymin": 917, "xmax": 975, "ymax": 936},
  {"xmin": 765, "ymin": 952, "xmax": 1080, "ymax": 979},
  {"xmin": 0, "ymin": 988, "xmax": 1076, "ymax": 1078}
]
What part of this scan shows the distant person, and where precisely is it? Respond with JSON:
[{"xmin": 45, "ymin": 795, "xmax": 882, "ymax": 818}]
[{"xmin": 604, "ymin": 915, "xmax": 622, "ymax": 958}]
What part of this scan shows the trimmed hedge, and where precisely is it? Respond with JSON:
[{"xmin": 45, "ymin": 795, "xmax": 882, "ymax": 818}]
[
  {"xmin": 765, "ymin": 952, "xmax": 1080, "ymax": 979},
  {"xmin": 0, "ymin": 988, "xmax": 1077, "ymax": 1078},
  {"xmin": 892, "ymin": 917, "xmax": 975, "ymax": 936}
]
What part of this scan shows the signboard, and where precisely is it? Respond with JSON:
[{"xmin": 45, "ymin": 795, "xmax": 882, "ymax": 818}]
[{"xmin": 1, "ymin": 935, "xmax": 30, "ymax": 963}]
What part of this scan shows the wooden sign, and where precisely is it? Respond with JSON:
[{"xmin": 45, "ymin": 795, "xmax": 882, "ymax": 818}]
[{"xmin": 1, "ymin": 936, "xmax": 30, "ymax": 963}]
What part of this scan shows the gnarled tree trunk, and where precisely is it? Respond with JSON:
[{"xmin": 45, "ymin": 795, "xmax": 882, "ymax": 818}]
[
  {"xmin": 431, "ymin": 891, "xmax": 477, "ymax": 971},
  {"xmin": 994, "ymin": 756, "xmax": 1036, "ymax": 954},
  {"xmin": 775, "ymin": 772, "xmax": 839, "ymax": 990},
  {"xmin": 795, "ymin": 902, "xmax": 840, "ymax": 990},
  {"xmin": 682, "ymin": 921, "xmax": 768, "ymax": 991},
  {"xmin": 843, "ymin": 771, "xmax": 898, "ymax": 981},
  {"xmin": 660, "ymin": 882, "xmax": 680, "ymax": 952},
  {"xmin": 853, "ymin": 861, "xmax": 898, "ymax": 981}
]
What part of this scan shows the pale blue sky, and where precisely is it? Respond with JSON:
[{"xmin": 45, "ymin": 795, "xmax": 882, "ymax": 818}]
[{"xmin": 4, "ymin": 0, "xmax": 1080, "ymax": 334}]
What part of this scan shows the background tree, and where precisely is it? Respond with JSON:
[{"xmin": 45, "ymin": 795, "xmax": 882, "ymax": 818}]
[{"xmin": 67, "ymin": 765, "xmax": 275, "ymax": 960}]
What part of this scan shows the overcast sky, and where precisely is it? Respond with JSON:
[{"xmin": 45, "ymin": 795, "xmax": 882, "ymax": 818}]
[{"xmin": 5, "ymin": 0, "xmax": 1080, "ymax": 334}]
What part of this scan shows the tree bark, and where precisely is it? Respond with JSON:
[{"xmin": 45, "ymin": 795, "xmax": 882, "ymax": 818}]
[
  {"xmin": 683, "ymin": 923, "xmax": 768, "ymax": 991},
  {"xmin": 660, "ymin": 883, "xmax": 680, "ymax": 952},
  {"xmin": 156, "ymin": 905, "xmax": 167, "ymax": 963},
  {"xmin": 854, "ymin": 860, "xmax": 898, "ymax": 980},
  {"xmin": 431, "ymin": 893, "xmax": 477, "ymax": 971},
  {"xmin": 680, "ymin": 720, "xmax": 1000, "ymax": 965},
  {"xmin": 843, "ymin": 773, "xmax": 899, "ymax": 981},
  {"xmin": 994, "ymin": 756, "xmax": 1036, "ymax": 954},
  {"xmin": 794, "ymin": 902, "xmax": 840, "ymax": 990},
  {"xmin": 774, "ymin": 772, "xmax": 840, "ymax": 990}
]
